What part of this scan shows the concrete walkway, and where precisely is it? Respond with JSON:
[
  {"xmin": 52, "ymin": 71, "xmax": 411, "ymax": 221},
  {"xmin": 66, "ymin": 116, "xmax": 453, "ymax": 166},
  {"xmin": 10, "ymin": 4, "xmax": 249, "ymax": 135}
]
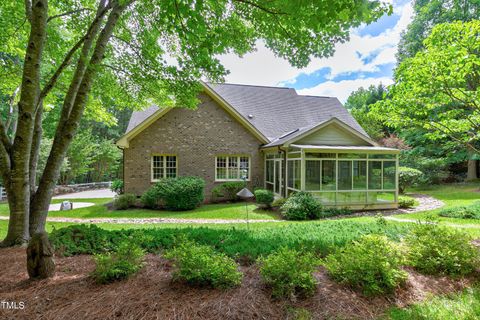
[{"xmin": 53, "ymin": 188, "xmax": 116, "ymax": 199}]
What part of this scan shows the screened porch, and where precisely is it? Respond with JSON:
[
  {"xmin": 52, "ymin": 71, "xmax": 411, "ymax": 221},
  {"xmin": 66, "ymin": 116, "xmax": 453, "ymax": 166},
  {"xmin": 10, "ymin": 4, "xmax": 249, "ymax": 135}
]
[{"xmin": 264, "ymin": 145, "xmax": 400, "ymax": 210}]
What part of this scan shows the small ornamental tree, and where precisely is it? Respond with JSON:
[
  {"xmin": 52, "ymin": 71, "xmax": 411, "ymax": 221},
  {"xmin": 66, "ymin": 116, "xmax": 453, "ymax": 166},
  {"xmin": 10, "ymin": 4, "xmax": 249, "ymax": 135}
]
[{"xmin": 0, "ymin": 0, "xmax": 391, "ymax": 279}]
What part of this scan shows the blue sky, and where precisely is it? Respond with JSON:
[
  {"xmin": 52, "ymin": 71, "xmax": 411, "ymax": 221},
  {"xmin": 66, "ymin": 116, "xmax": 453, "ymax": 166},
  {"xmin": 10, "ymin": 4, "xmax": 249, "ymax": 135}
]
[{"xmin": 218, "ymin": 0, "xmax": 413, "ymax": 102}]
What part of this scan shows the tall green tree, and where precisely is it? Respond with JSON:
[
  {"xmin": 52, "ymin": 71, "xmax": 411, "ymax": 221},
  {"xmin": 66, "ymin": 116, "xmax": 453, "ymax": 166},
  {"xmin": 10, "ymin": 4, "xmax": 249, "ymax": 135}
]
[
  {"xmin": 0, "ymin": 0, "xmax": 391, "ymax": 272},
  {"xmin": 397, "ymin": 0, "xmax": 480, "ymax": 63},
  {"xmin": 373, "ymin": 20, "xmax": 480, "ymax": 180},
  {"xmin": 344, "ymin": 84, "xmax": 389, "ymax": 140}
]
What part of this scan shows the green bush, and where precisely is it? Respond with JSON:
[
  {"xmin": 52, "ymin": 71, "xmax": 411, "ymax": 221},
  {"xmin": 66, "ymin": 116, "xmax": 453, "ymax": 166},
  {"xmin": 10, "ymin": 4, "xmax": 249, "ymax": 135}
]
[
  {"xmin": 398, "ymin": 167, "xmax": 423, "ymax": 194},
  {"xmin": 405, "ymin": 223, "xmax": 479, "ymax": 276},
  {"xmin": 140, "ymin": 176, "xmax": 205, "ymax": 210},
  {"xmin": 439, "ymin": 202, "xmax": 480, "ymax": 219},
  {"xmin": 398, "ymin": 196, "xmax": 418, "ymax": 209},
  {"xmin": 271, "ymin": 197, "xmax": 287, "ymax": 208},
  {"xmin": 113, "ymin": 193, "xmax": 137, "ymax": 210},
  {"xmin": 110, "ymin": 179, "xmax": 124, "ymax": 194},
  {"xmin": 255, "ymin": 189, "xmax": 274, "ymax": 208},
  {"xmin": 324, "ymin": 234, "xmax": 407, "ymax": 296},
  {"xmin": 211, "ymin": 182, "xmax": 244, "ymax": 202},
  {"xmin": 164, "ymin": 239, "xmax": 242, "ymax": 288},
  {"xmin": 259, "ymin": 247, "xmax": 320, "ymax": 299},
  {"xmin": 322, "ymin": 207, "xmax": 353, "ymax": 217},
  {"xmin": 92, "ymin": 241, "xmax": 145, "ymax": 284},
  {"xmin": 281, "ymin": 192, "xmax": 323, "ymax": 220}
]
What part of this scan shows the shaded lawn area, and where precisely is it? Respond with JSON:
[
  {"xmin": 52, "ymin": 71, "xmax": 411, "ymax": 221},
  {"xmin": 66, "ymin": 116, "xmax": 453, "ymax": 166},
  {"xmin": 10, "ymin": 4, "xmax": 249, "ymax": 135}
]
[
  {"xmin": 0, "ymin": 199, "xmax": 279, "ymax": 220},
  {"xmin": 397, "ymin": 183, "xmax": 480, "ymax": 226}
]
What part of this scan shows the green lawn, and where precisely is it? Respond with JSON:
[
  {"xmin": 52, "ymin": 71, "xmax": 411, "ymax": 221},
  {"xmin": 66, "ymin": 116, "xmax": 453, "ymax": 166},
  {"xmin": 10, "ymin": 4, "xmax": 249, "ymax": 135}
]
[
  {"xmin": 0, "ymin": 199, "xmax": 279, "ymax": 220},
  {"xmin": 398, "ymin": 183, "xmax": 480, "ymax": 225},
  {"xmin": 387, "ymin": 287, "xmax": 480, "ymax": 319}
]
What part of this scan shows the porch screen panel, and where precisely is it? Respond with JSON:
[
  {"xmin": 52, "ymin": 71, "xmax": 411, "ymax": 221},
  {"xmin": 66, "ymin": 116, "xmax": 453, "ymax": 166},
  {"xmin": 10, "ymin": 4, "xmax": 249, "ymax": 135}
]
[
  {"xmin": 305, "ymin": 160, "xmax": 320, "ymax": 191},
  {"xmin": 321, "ymin": 160, "xmax": 336, "ymax": 190},
  {"xmin": 338, "ymin": 161, "xmax": 352, "ymax": 190},
  {"xmin": 294, "ymin": 160, "xmax": 301, "ymax": 189},
  {"xmin": 383, "ymin": 161, "xmax": 396, "ymax": 189},
  {"xmin": 287, "ymin": 161, "xmax": 294, "ymax": 188},
  {"xmin": 368, "ymin": 161, "xmax": 382, "ymax": 189},
  {"xmin": 353, "ymin": 160, "xmax": 367, "ymax": 189}
]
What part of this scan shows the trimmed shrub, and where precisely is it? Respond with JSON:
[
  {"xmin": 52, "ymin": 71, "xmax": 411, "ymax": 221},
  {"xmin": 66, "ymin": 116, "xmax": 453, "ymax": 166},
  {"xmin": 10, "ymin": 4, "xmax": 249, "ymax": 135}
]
[
  {"xmin": 164, "ymin": 239, "xmax": 242, "ymax": 289},
  {"xmin": 272, "ymin": 197, "xmax": 287, "ymax": 208},
  {"xmin": 405, "ymin": 223, "xmax": 479, "ymax": 276},
  {"xmin": 110, "ymin": 179, "xmax": 124, "ymax": 194},
  {"xmin": 211, "ymin": 182, "xmax": 244, "ymax": 202},
  {"xmin": 324, "ymin": 234, "xmax": 407, "ymax": 296},
  {"xmin": 439, "ymin": 202, "xmax": 480, "ymax": 219},
  {"xmin": 398, "ymin": 196, "xmax": 418, "ymax": 209},
  {"xmin": 92, "ymin": 241, "xmax": 145, "ymax": 284},
  {"xmin": 322, "ymin": 207, "xmax": 353, "ymax": 217},
  {"xmin": 281, "ymin": 192, "xmax": 323, "ymax": 220},
  {"xmin": 398, "ymin": 167, "xmax": 423, "ymax": 194},
  {"xmin": 255, "ymin": 189, "xmax": 274, "ymax": 208},
  {"xmin": 113, "ymin": 193, "xmax": 137, "ymax": 210},
  {"xmin": 259, "ymin": 247, "xmax": 320, "ymax": 299},
  {"xmin": 140, "ymin": 176, "xmax": 205, "ymax": 210}
]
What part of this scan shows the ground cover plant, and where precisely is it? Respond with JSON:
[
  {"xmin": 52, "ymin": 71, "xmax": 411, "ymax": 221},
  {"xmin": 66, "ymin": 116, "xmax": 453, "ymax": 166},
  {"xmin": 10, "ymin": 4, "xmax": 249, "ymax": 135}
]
[
  {"xmin": 92, "ymin": 241, "xmax": 145, "ymax": 284},
  {"xmin": 439, "ymin": 202, "xmax": 480, "ymax": 219},
  {"xmin": 259, "ymin": 247, "xmax": 320, "ymax": 299},
  {"xmin": 405, "ymin": 223, "xmax": 480, "ymax": 276},
  {"xmin": 164, "ymin": 239, "xmax": 242, "ymax": 288},
  {"xmin": 324, "ymin": 234, "xmax": 407, "ymax": 296},
  {"xmin": 50, "ymin": 220, "xmax": 409, "ymax": 261}
]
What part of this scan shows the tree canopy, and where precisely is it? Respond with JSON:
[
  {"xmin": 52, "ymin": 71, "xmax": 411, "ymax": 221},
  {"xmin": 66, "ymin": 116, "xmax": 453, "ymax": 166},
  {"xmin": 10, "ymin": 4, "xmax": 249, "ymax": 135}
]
[
  {"xmin": 372, "ymin": 20, "xmax": 480, "ymax": 153},
  {"xmin": 396, "ymin": 0, "xmax": 480, "ymax": 63}
]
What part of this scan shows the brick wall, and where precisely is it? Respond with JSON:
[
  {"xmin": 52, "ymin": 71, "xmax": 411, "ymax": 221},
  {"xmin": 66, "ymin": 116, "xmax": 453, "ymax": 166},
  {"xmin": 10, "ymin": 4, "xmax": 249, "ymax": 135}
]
[{"xmin": 123, "ymin": 92, "xmax": 265, "ymax": 200}]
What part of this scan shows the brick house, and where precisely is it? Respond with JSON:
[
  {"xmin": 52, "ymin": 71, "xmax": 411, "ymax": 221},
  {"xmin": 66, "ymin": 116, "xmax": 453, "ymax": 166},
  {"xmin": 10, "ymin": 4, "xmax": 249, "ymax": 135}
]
[{"xmin": 116, "ymin": 82, "xmax": 399, "ymax": 209}]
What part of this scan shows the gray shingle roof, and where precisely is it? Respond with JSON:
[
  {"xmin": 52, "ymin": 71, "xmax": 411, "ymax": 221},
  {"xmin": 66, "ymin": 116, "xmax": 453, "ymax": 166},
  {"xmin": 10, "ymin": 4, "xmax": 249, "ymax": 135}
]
[{"xmin": 125, "ymin": 83, "xmax": 369, "ymax": 144}]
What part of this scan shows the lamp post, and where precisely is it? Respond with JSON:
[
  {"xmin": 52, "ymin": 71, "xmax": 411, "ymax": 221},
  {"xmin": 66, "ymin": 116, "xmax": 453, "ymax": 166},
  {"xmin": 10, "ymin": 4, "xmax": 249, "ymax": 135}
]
[{"xmin": 236, "ymin": 168, "xmax": 253, "ymax": 231}]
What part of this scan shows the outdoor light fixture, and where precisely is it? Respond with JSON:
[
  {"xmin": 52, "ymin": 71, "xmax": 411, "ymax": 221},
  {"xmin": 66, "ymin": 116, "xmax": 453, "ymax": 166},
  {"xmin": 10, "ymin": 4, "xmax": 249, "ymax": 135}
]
[{"xmin": 237, "ymin": 169, "xmax": 253, "ymax": 231}]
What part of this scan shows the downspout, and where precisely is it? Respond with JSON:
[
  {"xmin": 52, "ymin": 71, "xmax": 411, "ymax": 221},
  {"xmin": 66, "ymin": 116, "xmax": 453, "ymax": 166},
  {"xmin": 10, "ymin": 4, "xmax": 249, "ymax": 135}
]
[{"xmin": 278, "ymin": 146, "xmax": 287, "ymax": 198}]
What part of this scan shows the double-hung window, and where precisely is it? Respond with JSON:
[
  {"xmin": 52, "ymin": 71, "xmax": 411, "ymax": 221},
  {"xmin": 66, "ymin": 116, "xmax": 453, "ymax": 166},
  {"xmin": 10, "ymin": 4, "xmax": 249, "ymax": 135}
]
[
  {"xmin": 151, "ymin": 155, "xmax": 177, "ymax": 181},
  {"xmin": 215, "ymin": 155, "xmax": 250, "ymax": 181}
]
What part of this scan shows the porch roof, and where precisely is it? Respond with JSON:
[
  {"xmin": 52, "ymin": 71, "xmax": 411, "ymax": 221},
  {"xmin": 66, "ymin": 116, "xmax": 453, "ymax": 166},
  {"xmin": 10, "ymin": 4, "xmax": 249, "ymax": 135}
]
[{"xmin": 289, "ymin": 144, "xmax": 400, "ymax": 154}]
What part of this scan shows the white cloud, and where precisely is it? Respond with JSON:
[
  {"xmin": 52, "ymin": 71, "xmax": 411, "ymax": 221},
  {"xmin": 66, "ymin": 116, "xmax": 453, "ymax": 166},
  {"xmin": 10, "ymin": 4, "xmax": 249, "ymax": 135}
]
[
  {"xmin": 298, "ymin": 77, "xmax": 394, "ymax": 103},
  {"xmin": 218, "ymin": 0, "xmax": 413, "ymax": 93}
]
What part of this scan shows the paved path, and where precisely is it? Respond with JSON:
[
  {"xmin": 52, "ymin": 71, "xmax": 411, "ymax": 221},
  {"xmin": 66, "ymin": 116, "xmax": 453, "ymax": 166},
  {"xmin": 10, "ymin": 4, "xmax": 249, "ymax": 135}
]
[
  {"xmin": 53, "ymin": 188, "xmax": 116, "ymax": 199},
  {"xmin": 48, "ymin": 202, "xmax": 95, "ymax": 211}
]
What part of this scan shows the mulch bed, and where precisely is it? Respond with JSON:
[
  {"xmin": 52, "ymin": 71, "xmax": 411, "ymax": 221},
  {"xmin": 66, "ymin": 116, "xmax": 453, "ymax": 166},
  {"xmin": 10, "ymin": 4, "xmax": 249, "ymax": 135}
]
[{"xmin": 0, "ymin": 248, "xmax": 474, "ymax": 320}]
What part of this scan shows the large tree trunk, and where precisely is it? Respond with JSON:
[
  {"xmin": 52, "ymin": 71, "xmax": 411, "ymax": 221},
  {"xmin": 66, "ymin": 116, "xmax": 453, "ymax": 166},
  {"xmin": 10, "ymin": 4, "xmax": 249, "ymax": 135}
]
[
  {"xmin": 466, "ymin": 146, "xmax": 478, "ymax": 181},
  {"xmin": 27, "ymin": 231, "xmax": 55, "ymax": 279},
  {"xmin": 29, "ymin": 1, "xmax": 128, "ymax": 235},
  {"xmin": 1, "ymin": 0, "xmax": 48, "ymax": 247},
  {"xmin": 467, "ymin": 159, "xmax": 478, "ymax": 181}
]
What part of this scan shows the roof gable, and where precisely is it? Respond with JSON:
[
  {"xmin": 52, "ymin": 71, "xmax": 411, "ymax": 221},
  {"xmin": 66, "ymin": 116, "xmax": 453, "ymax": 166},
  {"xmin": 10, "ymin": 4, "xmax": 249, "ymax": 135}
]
[{"xmin": 117, "ymin": 82, "xmax": 372, "ymax": 148}]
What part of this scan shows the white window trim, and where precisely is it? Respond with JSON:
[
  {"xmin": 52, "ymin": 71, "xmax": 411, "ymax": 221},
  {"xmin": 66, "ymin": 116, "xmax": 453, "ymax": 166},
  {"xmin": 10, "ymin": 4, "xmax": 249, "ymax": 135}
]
[
  {"xmin": 215, "ymin": 155, "xmax": 251, "ymax": 182},
  {"xmin": 151, "ymin": 154, "xmax": 177, "ymax": 182}
]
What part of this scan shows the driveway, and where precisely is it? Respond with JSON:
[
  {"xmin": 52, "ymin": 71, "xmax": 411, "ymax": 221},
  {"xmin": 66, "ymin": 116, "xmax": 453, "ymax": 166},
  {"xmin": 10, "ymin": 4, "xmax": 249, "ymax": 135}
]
[{"xmin": 53, "ymin": 188, "xmax": 116, "ymax": 199}]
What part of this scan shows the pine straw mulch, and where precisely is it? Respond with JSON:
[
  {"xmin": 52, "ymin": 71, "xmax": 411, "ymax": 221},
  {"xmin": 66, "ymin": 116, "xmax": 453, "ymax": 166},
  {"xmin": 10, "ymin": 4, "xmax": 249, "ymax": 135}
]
[{"xmin": 0, "ymin": 248, "xmax": 475, "ymax": 320}]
